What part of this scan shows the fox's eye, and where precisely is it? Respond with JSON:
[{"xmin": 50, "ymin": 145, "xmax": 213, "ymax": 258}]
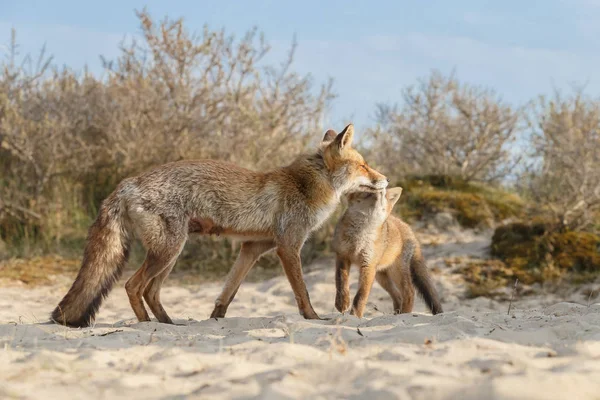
[{"xmin": 361, "ymin": 164, "xmax": 369, "ymax": 171}]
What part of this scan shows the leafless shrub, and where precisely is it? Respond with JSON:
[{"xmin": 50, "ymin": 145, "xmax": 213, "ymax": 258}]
[
  {"xmin": 97, "ymin": 10, "xmax": 333, "ymax": 172},
  {"xmin": 0, "ymin": 10, "xmax": 334, "ymax": 264},
  {"xmin": 523, "ymin": 89, "xmax": 600, "ymax": 231},
  {"xmin": 366, "ymin": 70, "xmax": 523, "ymax": 183}
]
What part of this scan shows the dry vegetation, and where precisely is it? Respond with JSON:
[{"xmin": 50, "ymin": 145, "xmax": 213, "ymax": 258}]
[
  {"xmin": 365, "ymin": 72, "xmax": 600, "ymax": 292},
  {"xmin": 366, "ymin": 71, "xmax": 523, "ymax": 183},
  {"xmin": 1, "ymin": 11, "xmax": 599, "ymax": 289},
  {"xmin": 0, "ymin": 10, "xmax": 334, "ymax": 277},
  {"xmin": 523, "ymin": 89, "xmax": 600, "ymax": 232}
]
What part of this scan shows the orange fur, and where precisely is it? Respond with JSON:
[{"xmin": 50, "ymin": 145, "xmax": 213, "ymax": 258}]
[
  {"xmin": 333, "ymin": 187, "xmax": 443, "ymax": 318},
  {"xmin": 51, "ymin": 124, "xmax": 388, "ymax": 327}
]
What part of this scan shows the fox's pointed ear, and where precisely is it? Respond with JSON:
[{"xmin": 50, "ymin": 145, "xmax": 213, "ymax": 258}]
[
  {"xmin": 333, "ymin": 123, "xmax": 354, "ymax": 150},
  {"xmin": 322, "ymin": 129, "xmax": 337, "ymax": 144},
  {"xmin": 387, "ymin": 187, "xmax": 403, "ymax": 208}
]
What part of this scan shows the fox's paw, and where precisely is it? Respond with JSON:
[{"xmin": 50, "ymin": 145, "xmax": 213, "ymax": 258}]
[
  {"xmin": 335, "ymin": 292, "xmax": 350, "ymax": 313},
  {"xmin": 350, "ymin": 307, "xmax": 364, "ymax": 318},
  {"xmin": 301, "ymin": 308, "xmax": 322, "ymax": 320},
  {"xmin": 210, "ymin": 304, "xmax": 227, "ymax": 319}
]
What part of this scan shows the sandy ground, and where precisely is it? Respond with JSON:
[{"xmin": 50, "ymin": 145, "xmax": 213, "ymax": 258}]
[{"xmin": 1, "ymin": 230, "xmax": 600, "ymax": 399}]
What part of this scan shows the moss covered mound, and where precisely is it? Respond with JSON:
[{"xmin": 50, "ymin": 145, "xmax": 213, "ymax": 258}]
[
  {"xmin": 396, "ymin": 175, "xmax": 525, "ymax": 228},
  {"xmin": 491, "ymin": 221, "xmax": 600, "ymax": 284},
  {"xmin": 448, "ymin": 258, "xmax": 516, "ymax": 298}
]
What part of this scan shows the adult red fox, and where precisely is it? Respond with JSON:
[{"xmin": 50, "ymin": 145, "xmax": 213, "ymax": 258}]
[
  {"xmin": 51, "ymin": 124, "xmax": 388, "ymax": 327},
  {"xmin": 332, "ymin": 187, "xmax": 443, "ymax": 318}
]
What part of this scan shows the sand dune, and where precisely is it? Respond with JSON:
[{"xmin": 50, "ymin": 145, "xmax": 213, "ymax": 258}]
[{"xmin": 1, "ymin": 230, "xmax": 600, "ymax": 399}]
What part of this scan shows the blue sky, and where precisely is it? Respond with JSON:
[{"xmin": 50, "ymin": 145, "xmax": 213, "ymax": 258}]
[{"xmin": 2, "ymin": 0, "xmax": 600, "ymax": 131}]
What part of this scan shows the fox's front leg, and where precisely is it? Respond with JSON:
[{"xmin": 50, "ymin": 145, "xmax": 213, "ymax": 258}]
[
  {"xmin": 351, "ymin": 264, "xmax": 377, "ymax": 318},
  {"xmin": 335, "ymin": 257, "xmax": 351, "ymax": 313},
  {"xmin": 210, "ymin": 240, "xmax": 276, "ymax": 319},
  {"xmin": 276, "ymin": 245, "xmax": 321, "ymax": 320}
]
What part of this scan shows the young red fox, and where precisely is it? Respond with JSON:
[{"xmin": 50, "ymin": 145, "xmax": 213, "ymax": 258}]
[
  {"xmin": 332, "ymin": 187, "xmax": 443, "ymax": 318},
  {"xmin": 51, "ymin": 124, "xmax": 389, "ymax": 327}
]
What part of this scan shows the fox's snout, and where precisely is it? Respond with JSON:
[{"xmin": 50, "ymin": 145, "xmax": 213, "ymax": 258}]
[
  {"xmin": 368, "ymin": 170, "xmax": 389, "ymax": 190},
  {"xmin": 371, "ymin": 179, "xmax": 388, "ymax": 190}
]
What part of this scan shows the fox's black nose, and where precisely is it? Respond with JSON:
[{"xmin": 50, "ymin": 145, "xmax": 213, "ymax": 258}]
[{"xmin": 386, "ymin": 178, "xmax": 390, "ymax": 183}]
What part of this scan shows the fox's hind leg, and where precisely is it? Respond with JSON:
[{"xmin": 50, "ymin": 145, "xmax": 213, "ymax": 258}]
[
  {"xmin": 143, "ymin": 253, "xmax": 182, "ymax": 324},
  {"xmin": 125, "ymin": 264, "xmax": 152, "ymax": 322},
  {"xmin": 125, "ymin": 211, "xmax": 187, "ymax": 323},
  {"xmin": 386, "ymin": 261, "xmax": 415, "ymax": 313},
  {"xmin": 375, "ymin": 270, "xmax": 403, "ymax": 314},
  {"xmin": 399, "ymin": 272, "xmax": 415, "ymax": 313},
  {"xmin": 126, "ymin": 241, "xmax": 186, "ymax": 323},
  {"xmin": 210, "ymin": 240, "xmax": 275, "ymax": 318}
]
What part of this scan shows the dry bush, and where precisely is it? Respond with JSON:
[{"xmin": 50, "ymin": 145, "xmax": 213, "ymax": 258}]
[
  {"xmin": 98, "ymin": 10, "xmax": 334, "ymax": 172},
  {"xmin": 366, "ymin": 70, "xmax": 523, "ymax": 183},
  {"xmin": 522, "ymin": 89, "xmax": 600, "ymax": 232},
  {"xmin": 0, "ymin": 10, "xmax": 334, "ymax": 272}
]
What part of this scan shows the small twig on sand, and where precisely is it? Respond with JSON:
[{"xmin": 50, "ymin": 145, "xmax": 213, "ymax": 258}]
[
  {"xmin": 588, "ymin": 289, "xmax": 594, "ymax": 307},
  {"xmin": 492, "ymin": 323, "xmax": 506, "ymax": 331},
  {"xmin": 91, "ymin": 329, "xmax": 123, "ymax": 337},
  {"xmin": 507, "ymin": 278, "xmax": 519, "ymax": 316}
]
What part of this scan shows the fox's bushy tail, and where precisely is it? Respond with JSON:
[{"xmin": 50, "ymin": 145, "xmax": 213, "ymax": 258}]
[
  {"xmin": 51, "ymin": 192, "xmax": 131, "ymax": 327},
  {"xmin": 410, "ymin": 252, "xmax": 443, "ymax": 315}
]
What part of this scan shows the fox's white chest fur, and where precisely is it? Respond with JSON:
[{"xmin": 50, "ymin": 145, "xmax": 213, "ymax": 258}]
[
  {"xmin": 333, "ymin": 213, "xmax": 381, "ymax": 265},
  {"xmin": 311, "ymin": 195, "xmax": 340, "ymax": 231}
]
